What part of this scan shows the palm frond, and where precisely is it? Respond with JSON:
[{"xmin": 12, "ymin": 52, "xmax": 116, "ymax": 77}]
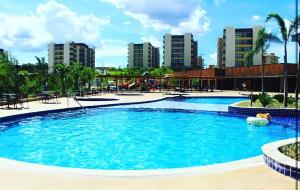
[
  {"xmin": 266, "ymin": 13, "xmax": 288, "ymax": 42},
  {"xmin": 243, "ymin": 50, "xmax": 255, "ymax": 63},
  {"xmin": 288, "ymin": 16, "xmax": 300, "ymax": 38}
]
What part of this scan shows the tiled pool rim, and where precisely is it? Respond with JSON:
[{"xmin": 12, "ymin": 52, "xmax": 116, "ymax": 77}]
[
  {"xmin": 0, "ymin": 95, "xmax": 267, "ymax": 178},
  {"xmin": 262, "ymin": 138, "xmax": 300, "ymax": 180}
]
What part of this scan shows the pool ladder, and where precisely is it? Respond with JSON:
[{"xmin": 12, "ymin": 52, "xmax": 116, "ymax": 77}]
[{"xmin": 73, "ymin": 96, "xmax": 87, "ymax": 112}]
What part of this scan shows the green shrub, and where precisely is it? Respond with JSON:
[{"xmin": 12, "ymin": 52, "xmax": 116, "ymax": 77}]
[
  {"xmin": 273, "ymin": 94, "xmax": 284, "ymax": 103},
  {"xmin": 288, "ymin": 96, "xmax": 296, "ymax": 105},
  {"xmin": 249, "ymin": 94, "xmax": 259, "ymax": 103},
  {"xmin": 258, "ymin": 93, "xmax": 273, "ymax": 107},
  {"xmin": 279, "ymin": 143, "xmax": 300, "ymax": 161}
]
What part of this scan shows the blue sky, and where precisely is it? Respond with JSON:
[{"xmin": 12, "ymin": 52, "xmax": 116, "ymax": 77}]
[{"xmin": 0, "ymin": 0, "xmax": 297, "ymax": 68}]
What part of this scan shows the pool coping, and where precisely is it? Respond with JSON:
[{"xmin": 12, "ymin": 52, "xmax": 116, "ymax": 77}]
[{"xmin": 0, "ymin": 94, "xmax": 266, "ymax": 179}]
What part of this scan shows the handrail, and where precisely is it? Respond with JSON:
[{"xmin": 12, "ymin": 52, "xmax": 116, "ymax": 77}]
[{"xmin": 73, "ymin": 96, "xmax": 87, "ymax": 112}]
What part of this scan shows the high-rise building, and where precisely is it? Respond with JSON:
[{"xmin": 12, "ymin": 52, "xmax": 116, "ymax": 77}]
[
  {"xmin": 222, "ymin": 26, "xmax": 263, "ymax": 67},
  {"xmin": 127, "ymin": 42, "xmax": 160, "ymax": 68},
  {"xmin": 197, "ymin": 55, "xmax": 205, "ymax": 69},
  {"xmin": 0, "ymin": 48, "xmax": 8, "ymax": 56},
  {"xmin": 48, "ymin": 42, "xmax": 95, "ymax": 72},
  {"xmin": 217, "ymin": 38, "xmax": 224, "ymax": 68},
  {"xmin": 263, "ymin": 53, "xmax": 279, "ymax": 65},
  {"xmin": 163, "ymin": 33, "xmax": 198, "ymax": 70}
]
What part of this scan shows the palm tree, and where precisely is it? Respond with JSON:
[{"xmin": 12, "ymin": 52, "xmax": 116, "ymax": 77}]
[
  {"xmin": 244, "ymin": 28, "xmax": 282, "ymax": 94},
  {"xmin": 53, "ymin": 64, "xmax": 70, "ymax": 95},
  {"xmin": 35, "ymin": 56, "xmax": 49, "ymax": 91},
  {"xmin": 70, "ymin": 62, "xmax": 82, "ymax": 91},
  {"xmin": 80, "ymin": 67, "xmax": 96, "ymax": 90},
  {"xmin": 266, "ymin": 13, "xmax": 300, "ymax": 107}
]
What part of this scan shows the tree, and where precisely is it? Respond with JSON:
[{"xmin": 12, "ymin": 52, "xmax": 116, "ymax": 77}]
[
  {"xmin": 70, "ymin": 62, "xmax": 82, "ymax": 91},
  {"xmin": 0, "ymin": 53, "xmax": 19, "ymax": 94},
  {"xmin": 35, "ymin": 56, "xmax": 49, "ymax": 91},
  {"xmin": 80, "ymin": 67, "xmax": 96, "ymax": 90},
  {"xmin": 53, "ymin": 64, "xmax": 70, "ymax": 95},
  {"xmin": 266, "ymin": 14, "xmax": 300, "ymax": 107},
  {"xmin": 244, "ymin": 28, "xmax": 282, "ymax": 94}
]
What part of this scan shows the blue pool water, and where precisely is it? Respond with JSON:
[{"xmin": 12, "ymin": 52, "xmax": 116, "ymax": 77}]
[{"xmin": 0, "ymin": 97, "xmax": 296, "ymax": 170}]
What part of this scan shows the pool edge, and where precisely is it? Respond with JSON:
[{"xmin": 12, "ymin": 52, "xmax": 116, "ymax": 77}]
[{"xmin": 0, "ymin": 156, "xmax": 263, "ymax": 179}]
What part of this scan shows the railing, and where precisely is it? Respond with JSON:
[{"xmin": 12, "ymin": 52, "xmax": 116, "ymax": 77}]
[
  {"xmin": 173, "ymin": 64, "xmax": 297, "ymax": 78},
  {"xmin": 173, "ymin": 69, "xmax": 224, "ymax": 78},
  {"xmin": 225, "ymin": 64, "xmax": 296, "ymax": 77}
]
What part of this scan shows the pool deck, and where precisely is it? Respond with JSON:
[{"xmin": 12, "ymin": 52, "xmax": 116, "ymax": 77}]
[{"xmin": 0, "ymin": 91, "xmax": 296, "ymax": 190}]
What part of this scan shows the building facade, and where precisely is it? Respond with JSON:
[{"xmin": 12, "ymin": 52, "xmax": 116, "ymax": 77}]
[
  {"xmin": 263, "ymin": 53, "xmax": 279, "ymax": 65},
  {"xmin": 197, "ymin": 55, "xmax": 205, "ymax": 69},
  {"xmin": 163, "ymin": 33, "xmax": 198, "ymax": 70},
  {"xmin": 217, "ymin": 38, "xmax": 224, "ymax": 68},
  {"xmin": 48, "ymin": 42, "xmax": 95, "ymax": 72},
  {"xmin": 0, "ymin": 48, "xmax": 8, "ymax": 56},
  {"xmin": 222, "ymin": 26, "xmax": 263, "ymax": 67},
  {"xmin": 127, "ymin": 42, "xmax": 160, "ymax": 68}
]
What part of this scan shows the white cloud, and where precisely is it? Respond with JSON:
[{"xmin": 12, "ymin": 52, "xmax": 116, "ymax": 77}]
[
  {"xmin": 0, "ymin": 0, "xmax": 110, "ymax": 52},
  {"xmin": 123, "ymin": 21, "xmax": 131, "ymax": 25},
  {"xmin": 141, "ymin": 36, "xmax": 162, "ymax": 47},
  {"xmin": 101, "ymin": 0, "xmax": 210, "ymax": 35},
  {"xmin": 95, "ymin": 39, "xmax": 127, "ymax": 58},
  {"xmin": 209, "ymin": 52, "xmax": 217, "ymax": 65},
  {"xmin": 124, "ymin": 11, "xmax": 170, "ymax": 31},
  {"xmin": 252, "ymin": 15, "xmax": 261, "ymax": 20},
  {"xmin": 214, "ymin": 0, "xmax": 226, "ymax": 7},
  {"xmin": 171, "ymin": 8, "xmax": 210, "ymax": 35}
]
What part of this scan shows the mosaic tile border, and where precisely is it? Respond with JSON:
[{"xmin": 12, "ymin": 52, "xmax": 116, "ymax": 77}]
[
  {"xmin": 263, "ymin": 154, "xmax": 300, "ymax": 180},
  {"xmin": 228, "ymin": 105, "xmax": 298, "ymax": 117}
]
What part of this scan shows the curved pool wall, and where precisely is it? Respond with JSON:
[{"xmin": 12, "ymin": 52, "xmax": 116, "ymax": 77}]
[
  {"xmin": 0, "ymin": 155, "xmax": 263, "ymax": 178},
  {"xmin": 262, "ymin": 138, "xmax": 300, "ymax": 180},
  {"xmin": 0, "ymin": 97, "xmax": 296, "ymax": 171},
  {"xmin": 228, "ymin": 105, "xmax": 298, "ymax": 117}
]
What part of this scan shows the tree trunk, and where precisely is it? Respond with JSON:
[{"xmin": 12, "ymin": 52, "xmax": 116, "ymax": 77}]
[
  {"xmin": 296, "ymin": 43, "xmax": 300, "ymax": 109},
  {"xmin": 283, "ymin": 44, "xmax": 288, "ymax": 107},
  {"xmin": 261, "ymin": 53, "xmax": 265, "ymax": 94}
]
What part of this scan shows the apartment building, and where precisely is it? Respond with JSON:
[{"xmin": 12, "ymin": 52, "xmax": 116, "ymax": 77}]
[
  {"xmin": 48, "ymin": 42, "xmax": 95, "ymax": 72},
  {"xmin": 221, "ymin": 26, "xmax": 263, "ymax": 67},
  {"xmin": 163, "ymin": 33, "xmax": 198, "ymax": 70},
  {"xmin": 127, "ymin": 42, "xmax": 160, "ymax": 68},
  {"xmin": 0, "ymin": 48, "xmax": 8, "ymax": 56},
  {"xmin": 217, "ymin": 38, "xmax": 224, "ymax": 68},
  {"xmin": 263, "ymin": 53, "xmax": 279, "ymax": 64}
]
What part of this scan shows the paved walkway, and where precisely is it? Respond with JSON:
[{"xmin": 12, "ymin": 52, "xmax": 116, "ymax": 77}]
[
  {"xmin": 0, "ymin": 91, "xmax": 296, "ymax": 190},
  {"xmin": 0, "ymin": 164, "xmax": 294, "ymax": 190}
]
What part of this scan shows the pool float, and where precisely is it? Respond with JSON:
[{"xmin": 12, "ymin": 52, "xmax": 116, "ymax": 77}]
[
  {"xmin": 256, "ymin": 113, "xmax": 271, "ymax": 120},
  {"xmin": 247, "ymin": 117, "xmax": 269, "ymax": 126}
]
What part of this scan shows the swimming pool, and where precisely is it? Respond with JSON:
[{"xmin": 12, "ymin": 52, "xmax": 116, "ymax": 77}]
[{"xmin": 0, "ymin": 97, "xmax": 295, "ymax": 170}]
